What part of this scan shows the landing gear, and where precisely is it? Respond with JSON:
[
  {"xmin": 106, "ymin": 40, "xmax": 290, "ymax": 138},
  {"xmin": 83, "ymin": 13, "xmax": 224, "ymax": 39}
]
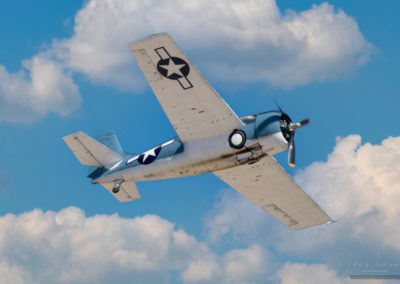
[
  {"xmin": 228, "ymin": 130, "xmax": 246, "ymax": 149},
  {"xmin": 112, "ymin": 179, "xmax": 123, "ymax": 194},
  {"xmin": 112, "ymin": 186, "xmax": 120, "ymax": 194}
]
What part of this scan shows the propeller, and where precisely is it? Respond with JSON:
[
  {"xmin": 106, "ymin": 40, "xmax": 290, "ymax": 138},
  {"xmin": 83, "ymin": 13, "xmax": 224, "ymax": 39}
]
[
  {"xmin": 273, "ymin": 96, "xmax": 310, "ymax": 167},
  {"xmin": 285, "ymin": 118, "xmax": 310, "ymax": 167},
  {"xmin": 288, "ymin": 132, "xmax": 296, "ymax": 167}
]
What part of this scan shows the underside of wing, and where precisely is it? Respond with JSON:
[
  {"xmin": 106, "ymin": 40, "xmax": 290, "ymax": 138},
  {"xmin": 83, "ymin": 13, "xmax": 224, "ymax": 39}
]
[
  {"xmin": 213, "ymin": 156, "xmax": 332, "ymax": 230},
  {"xmin": 101, "ymin": 182, "xmax": 141, "ymax": 202},
  {"xmin": 129, "ymin": 33, "xmax": 243, "ymax": 142}
]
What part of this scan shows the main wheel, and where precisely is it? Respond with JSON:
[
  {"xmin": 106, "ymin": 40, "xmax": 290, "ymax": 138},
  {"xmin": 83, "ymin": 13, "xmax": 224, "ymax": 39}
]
[{"xmin": 228, "ymin": 130, "xmax": 246, "ymax": 149}]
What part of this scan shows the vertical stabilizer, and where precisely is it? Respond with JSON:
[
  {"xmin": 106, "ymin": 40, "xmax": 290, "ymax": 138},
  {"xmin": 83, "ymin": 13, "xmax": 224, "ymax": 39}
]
[{"xmin": 96, "ymin": 130, "xmax": 124, "ymax": 156}]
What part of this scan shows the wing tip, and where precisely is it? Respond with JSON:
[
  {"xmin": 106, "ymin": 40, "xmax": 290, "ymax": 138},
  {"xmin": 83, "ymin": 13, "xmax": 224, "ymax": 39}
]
[
  {"xmin": 62, "ymin": 131, "xmax": 84, "ymax": 140},
  {"xmin": 129, "ymin": 32, "xmax": 170, "ymax": 48},
  {"xmin": 289, "ymin": 217, "xmax": 335, "ymax": 231}
]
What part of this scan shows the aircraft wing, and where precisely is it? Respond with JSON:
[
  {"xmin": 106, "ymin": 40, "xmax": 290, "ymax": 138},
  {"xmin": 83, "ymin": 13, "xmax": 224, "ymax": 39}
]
[
  {"xmin": 129, "ymin": 33, "xmax": 243, "ymax": 142},
  {"xmin": 213, "ymin": 156, "xmax": 332, "ymax": 230}
]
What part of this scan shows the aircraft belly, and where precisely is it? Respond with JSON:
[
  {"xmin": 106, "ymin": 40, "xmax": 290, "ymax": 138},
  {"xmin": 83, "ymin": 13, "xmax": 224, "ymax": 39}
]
[
  {"xmin": 131, "ymin": 132, "xmax": 287, "ymax": 181},
  {"xmin": 96, "ymin": 131, "xmax": 288, "ymax": 183},
  {"xmin": 116, "ymin": 133, "xmax": 236, "ymax": 181}
]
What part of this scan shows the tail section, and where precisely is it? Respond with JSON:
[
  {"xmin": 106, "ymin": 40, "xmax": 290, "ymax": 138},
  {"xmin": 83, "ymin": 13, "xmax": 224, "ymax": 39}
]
[
  {"xmin": 63, "ymin": 131, "xmax": 122, "ymax": 167},
  {"xmin": 63, "ymin": 130, "xmax": 141, "ymax": 203}
]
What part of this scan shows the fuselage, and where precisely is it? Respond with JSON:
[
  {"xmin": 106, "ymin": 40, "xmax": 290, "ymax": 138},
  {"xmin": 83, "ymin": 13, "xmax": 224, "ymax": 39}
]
[{"xmin": 93, "ymin": 110, "xmax": 290, "ymax": 184}]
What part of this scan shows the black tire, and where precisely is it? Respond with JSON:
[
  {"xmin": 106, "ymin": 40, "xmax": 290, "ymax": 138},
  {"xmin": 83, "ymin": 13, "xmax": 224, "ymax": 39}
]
[
  {"xmin": 112, "ymin": 186, "xmax": 120, "ymax": 194},
  {"xmin": 228, "ymin": 130, "xmax": 246, "ymax": 149}
]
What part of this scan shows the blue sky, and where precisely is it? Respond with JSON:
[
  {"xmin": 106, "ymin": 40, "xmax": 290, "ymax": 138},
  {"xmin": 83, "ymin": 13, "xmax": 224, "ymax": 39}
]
[{"xmin": 0, "ymin": 0, "xmax": 399, "ymax": 283}]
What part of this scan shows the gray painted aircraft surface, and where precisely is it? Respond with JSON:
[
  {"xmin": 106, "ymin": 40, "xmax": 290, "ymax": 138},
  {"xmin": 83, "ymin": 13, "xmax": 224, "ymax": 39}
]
[{"xmin": 64, "ymin": 33, "xmax": 332, "ymax": 230}]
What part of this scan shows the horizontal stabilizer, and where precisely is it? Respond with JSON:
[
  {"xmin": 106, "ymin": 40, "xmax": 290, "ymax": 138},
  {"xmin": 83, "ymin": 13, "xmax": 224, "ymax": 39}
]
[
  {"xmin": 63, "ymin": 131, "xmax": 122, "ymax": 167},
  {"xmin": 101, "ymin": 181, "xmax": 141, "ymax": 202}
]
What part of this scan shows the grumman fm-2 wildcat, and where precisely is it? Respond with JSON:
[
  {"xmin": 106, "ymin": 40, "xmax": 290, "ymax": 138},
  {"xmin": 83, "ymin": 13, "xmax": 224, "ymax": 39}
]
[{"xmin": 64, "ymin": 33, "xmax": 332, "ymax": 230}]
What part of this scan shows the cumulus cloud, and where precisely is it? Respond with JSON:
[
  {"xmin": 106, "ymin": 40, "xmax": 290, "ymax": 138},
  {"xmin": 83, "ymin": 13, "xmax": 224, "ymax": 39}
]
[
  {"xmin": 296, "ymin": 135, "xmax": 400, "ymax": 222},
  {"xmin": 223, "ymin": 245, "xmax": 269, "ymax": 282},
  {"xmin": 182, "ymin": 244, "xmax": 270, "ymax": 283},
  {"xmin": 1, "ymin": 0, "xmax": 372, "ymax": 122},
  {"xmin": 206, "ymin": 189, "xmax": 271, "ymax": 244},
  {"xmin": 54, "ymin": 0, "xmax": 372, "ymax": 90},
  {"xmin": 0, "ymin": 207, "xmax": 270, "ymax": 284},
  {"xmin": 206, "ymin": 135, "xmax": 400, "ymax": 266},
  {"xmin": 275, "ymin": 135, "xmax": 400, "ymax": 256},
  {"xmin": 277, "ymin": 262, "xmax": 384, "ymax": 284},
  {"xmin": 0, "ymin": 55, "xmax": 81, "ymax": 123}
]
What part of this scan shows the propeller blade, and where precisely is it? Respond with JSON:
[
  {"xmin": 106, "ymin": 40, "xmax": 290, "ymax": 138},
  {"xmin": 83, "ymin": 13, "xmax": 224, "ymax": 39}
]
[
  {"xmin": 299, "ymin": 118, "xmax": 310, "ymax": 127},
  {"xmin": 288, "ymin": 118, "xmax": 310, "ymax": 131},
  {"xmin": 273, "ymin": 97, "xmax": 283, "ymax": 112},
  {"xmin": 288, "ymin": 132, "xmax": 295, "ymax": 167}
]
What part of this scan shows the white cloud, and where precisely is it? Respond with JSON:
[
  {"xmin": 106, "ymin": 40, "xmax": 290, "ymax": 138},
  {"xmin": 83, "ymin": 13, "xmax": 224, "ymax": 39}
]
[
  {"xmin": 181, "ymin": 259, "xmax": 220, "ymax": 282},
  {"xmin": 0, "ymin": 55, "xmax": 81, "ymax": 123},
  {"xmin": 277, "ymin": 262, "xmax": 384, "ymax": 284},
  {"xmin": 181, "ymin": 244, "xmax": 270, "ymax": 283},
  {"xmin": 55, "ymin": 0, "xmax": 372, "ymax": 90},
  {"xmin": 206, "ymin": 189, "xmax": 271, "ymax": 244},
  {"xmin": 281, "ymin": 135, "xmax": 400, "ymax": 253},
  {"xmin": 0, "ymin": 207, "xmax": 270, "ymax": 284},
  {"xmin": 1, "ymin": 0, "xmax": 373, "ymax": 122},
  {"xmin": 223, "ymin": 245, "xmax": 269, "ymax": 282},
  {"xmin": 1, "ymin": 206, "xmax": 394, "ymax": 284},
  {"xmin": 296, "ymin": 135, "xmax": 400, "ymax": 221}
]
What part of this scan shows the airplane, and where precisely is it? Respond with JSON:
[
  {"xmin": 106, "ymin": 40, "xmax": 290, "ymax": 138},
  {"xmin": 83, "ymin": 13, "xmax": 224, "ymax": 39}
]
[{"xmin": 63, "ymin": 33, "xmax": 332, "ymax": 230}]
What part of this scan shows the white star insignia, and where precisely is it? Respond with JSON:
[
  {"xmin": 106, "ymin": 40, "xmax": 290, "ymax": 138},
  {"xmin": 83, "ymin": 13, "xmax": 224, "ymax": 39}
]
[
  {"xmin": 158, "ymin": 59, "xmax": 186, "ymax": 77},
  {"xmin": 142, "ymin": 148, "xmax": 157, "ymax": 162}
]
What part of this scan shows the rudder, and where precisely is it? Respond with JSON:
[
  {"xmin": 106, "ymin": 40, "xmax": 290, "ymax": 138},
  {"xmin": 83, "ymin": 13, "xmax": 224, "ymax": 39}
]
[{"xmin": 96, "ymin": 130, "xmax": 124, "ymax": 156}]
